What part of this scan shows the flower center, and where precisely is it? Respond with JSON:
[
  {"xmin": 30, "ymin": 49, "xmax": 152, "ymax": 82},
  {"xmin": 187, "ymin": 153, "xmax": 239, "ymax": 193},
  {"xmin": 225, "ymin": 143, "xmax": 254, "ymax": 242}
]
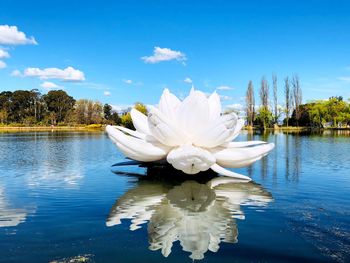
[{"xmin": 166, "ymin": 145, "xmax": 216, "ymax": 174}]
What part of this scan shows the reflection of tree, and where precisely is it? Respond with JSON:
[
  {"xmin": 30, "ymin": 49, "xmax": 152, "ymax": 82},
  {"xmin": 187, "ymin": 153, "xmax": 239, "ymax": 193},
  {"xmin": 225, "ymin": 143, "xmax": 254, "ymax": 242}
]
[
  {"xmin": 284, "ymin": 133, "xmax": 301, "ymax": 182},
  {"xmin": 107, "ymin": 172, "xmax": 273, "ymax": 260},
  {"xmin": 0, "ymin": 185, "xmax": 27, "ymax": 227}
]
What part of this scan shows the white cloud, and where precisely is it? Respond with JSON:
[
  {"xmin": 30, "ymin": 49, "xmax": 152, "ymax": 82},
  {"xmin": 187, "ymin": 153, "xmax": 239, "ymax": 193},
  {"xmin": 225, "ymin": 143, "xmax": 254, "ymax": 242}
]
[
  {"xmin": 111, "ymin": 104, "xmax": 132, "ymax": 113},
  {"xmin": 217, "ymin": 85, "xmax": 233, "ymax": 90},
  {"xmin": 337, "ymin": 76, "xmax": 350, "ymax": 82},
  {"xmin": 0, "ymin": 25, "xmax": 37, "ymax": 45},
  {"xmin": 11, "ymin": 69, "xmax": 21, "ymax": 76},
  {"xmin": 226, "ymin": 103, "xmax": 245, "ymax": 116},
  {"xmin": 0, "ymin": 49, "xmax": 10, "ymax": 59},
  {"xmin": 14, "ymin": 66, "xmax": 85, "ymax": 82},
  {"xmin": 184, "ymin": 77, "xmax": 192, "ymax": 84},
  {"xmin": 219, "ymin": 95, "xmax": 233, "ymax": 101},
  {"xmin": 123, "ymin": 79, "xmax": 133, "ymax": 84},
  {"xmin": 104, "ymin": 91, "xmax": 111, "ymax": 96},
  {"xmin": 226, "ymin": 103, "xmax": 244, "ymax": 110},
  {"xmin": 40, "ymin": 81, "xmax": 60, "ymax": 90},
  {"xmin": 0, "ymin": 60, "xmax": 6, "ymax": 69},
  {"xmin": 142, "ymin": 47, "xmax": 186, "ymax": 64}
]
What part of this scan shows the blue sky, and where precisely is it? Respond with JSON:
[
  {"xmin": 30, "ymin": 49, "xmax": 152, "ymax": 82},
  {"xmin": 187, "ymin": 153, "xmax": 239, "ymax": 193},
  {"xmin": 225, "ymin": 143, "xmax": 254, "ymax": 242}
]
[{"xmin": 1, "ymin": 0, "xmax": 350, "ymax": 110}]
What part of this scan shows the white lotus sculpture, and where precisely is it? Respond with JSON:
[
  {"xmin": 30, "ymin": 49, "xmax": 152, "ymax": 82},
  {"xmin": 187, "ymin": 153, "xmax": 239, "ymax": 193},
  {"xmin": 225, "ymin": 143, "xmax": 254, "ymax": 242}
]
[
  {"xmin": 106, "ymin": 88, "xmax": 274, "ymax": 181},
  {"xmin": 106, "ymin": 177, "xmax": 273, "ymax": 260}
]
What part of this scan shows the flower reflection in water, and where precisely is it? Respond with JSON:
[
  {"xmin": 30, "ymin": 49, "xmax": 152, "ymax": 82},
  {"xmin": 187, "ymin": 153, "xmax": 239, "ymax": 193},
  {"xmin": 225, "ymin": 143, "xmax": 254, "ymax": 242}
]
[{"xmin": 107, "ymin": 168, "xmax": 273, "ymax": 260}]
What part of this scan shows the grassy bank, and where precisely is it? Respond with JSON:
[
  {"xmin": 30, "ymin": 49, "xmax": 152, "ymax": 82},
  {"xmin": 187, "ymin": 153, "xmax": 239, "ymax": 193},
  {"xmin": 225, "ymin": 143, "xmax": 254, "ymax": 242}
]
[
  {"xmin": 244, "ymin": 126, "xmax": 350, "ymax": 132},
  {"xmin": 0, "ymin": 124, "xmax": 105, "ymax": 132}
]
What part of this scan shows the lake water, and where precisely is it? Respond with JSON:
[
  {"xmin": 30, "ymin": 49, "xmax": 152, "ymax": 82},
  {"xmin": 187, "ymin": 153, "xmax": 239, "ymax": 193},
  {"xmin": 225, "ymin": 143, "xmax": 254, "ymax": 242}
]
[{"xmin": 0, "ymin": 131, "xmax": 349, "ymax": 263}]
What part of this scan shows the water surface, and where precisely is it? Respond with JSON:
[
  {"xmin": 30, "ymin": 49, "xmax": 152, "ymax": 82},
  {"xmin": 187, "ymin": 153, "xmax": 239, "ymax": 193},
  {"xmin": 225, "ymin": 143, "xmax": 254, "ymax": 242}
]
[{"xmin": 0, "ymin": 131, "xmax": 349, "ymax": 262}]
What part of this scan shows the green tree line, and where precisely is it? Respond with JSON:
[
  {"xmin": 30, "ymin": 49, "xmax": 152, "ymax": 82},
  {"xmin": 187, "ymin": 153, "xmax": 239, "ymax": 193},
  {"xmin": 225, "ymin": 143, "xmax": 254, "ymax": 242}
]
[
  {"xmin": 0, "ymin": 89, "xmax": 146, "ymax": 127},
  {"xmin": 245, "ymin": 75, "xmax": 350, "ymax": 129}
]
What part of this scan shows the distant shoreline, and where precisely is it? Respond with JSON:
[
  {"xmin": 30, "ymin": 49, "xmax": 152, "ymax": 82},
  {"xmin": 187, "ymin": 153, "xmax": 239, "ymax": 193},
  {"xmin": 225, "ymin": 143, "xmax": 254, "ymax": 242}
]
[
  {"xmin": 0, "ymin": 125, "xmax": 105, "ymax": 132},
  {"xmin": 244, "ymin": 126, "xmax": 350, "ymax": 131},
  {"xmin": 1, "ymin": 125, "xmax": 349, "ymax": 133}
]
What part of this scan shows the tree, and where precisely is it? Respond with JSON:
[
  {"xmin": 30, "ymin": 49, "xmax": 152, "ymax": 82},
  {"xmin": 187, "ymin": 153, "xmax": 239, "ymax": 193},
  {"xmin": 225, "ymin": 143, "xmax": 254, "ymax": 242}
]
[
  {"xmin": 29, "ymin": 89, "xmax": 45, "ymax": 122},
  {"xmin": 0, "ymin": 109, "xmax": 8, "ymax": 124},
  {"xmin": 326, "ymin": 96, "xmax": 347, "ymax": 127},
  {"xmin": 91, "ymin": 101, "xmax": 103, "ymax": 124},
  {"xmin": 272, "ymin": 74, "xmax": 278, "ymax": 124},
  {"xmin": 103, "ymin": 103, "xmax": 112, "ymax": 120},
  {"xmin": 291, "ymin": 75, "xmax": 302, "ymax": 126},
  {"xmin": 0, "ymin": 91, "xmax": 12, "ymax": 123},
  {"xmin": 110, "ymin": 112, "xmax": 120, "ymax": 125},
  {"xmin": 134, "ymin": 102, "xmax": 148, "ymax": 115},
  {"xmin": 74, "ymin": 99, "xmax": 103, "ymax": 124},
  {"xmin": 284, "ymin": 77, "xmax": 292, "ymax": 127},
  {"xmin": 43, "ymin": 90, "xmax": 75, "ymax": 123},
  {"xmin": 259, "ymin": 77, "xmax": 271, "ymax": 129},
  {"xmin": 260, "ymin": 77, "xmax": 269, "ymax": 109},
  {"xmin": 120, "ymin": 112, "xmax": 133, "ymax": 129},
  {"xmin": 10, "ymin": 90, "xmax": 32, "ymax": 122},
  {"xmin": 256, "ymin": 107, "xmax": 273, "ymax": 130},
  {"xmin": 0, "ymin": 91, "xmax": 12, "ymax": 112},
  {"xmin": 120, "ymin": 102, "xmax": 148, "ymax": 129},
  {"xmin": 245, "ymin": 80, "xmax": 255, "ymax": 126}
]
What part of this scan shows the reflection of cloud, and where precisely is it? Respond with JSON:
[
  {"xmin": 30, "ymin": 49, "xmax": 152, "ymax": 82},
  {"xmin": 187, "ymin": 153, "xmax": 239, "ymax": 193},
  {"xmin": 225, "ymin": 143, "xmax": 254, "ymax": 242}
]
[
  {"xmin": 27, "ymin": 163, "xmax": 83, "ymax": 188},
  {"xmin": 25, "ymin": 138, "xmax": 84, "ymax": 189},
  {"xmin": 0, "ymin": 186, "xmax": 27, "ymax": 227},
  {"xmin": 107, "ymin": 177, "xmax": 273, "ymax": 260}
]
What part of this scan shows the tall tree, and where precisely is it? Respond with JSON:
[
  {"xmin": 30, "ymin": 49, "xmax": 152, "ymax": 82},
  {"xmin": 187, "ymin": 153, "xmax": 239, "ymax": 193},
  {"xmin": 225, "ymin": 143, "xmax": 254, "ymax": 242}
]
[
  {"xmin": 0, "ymin": 91, "xmax": 12, "ymax": 123},
  {"xmin": 291, "ymin": 75, "xmax": 302, "ymax": 126},
  {"xmin": 43, "ymin": 90, "xmax": 75, "ymax": 123},
  {"xmin": 74, "ymin": 99, "xmax": 103, "ymax": 124},
  {"xmin": 260, "ymin": 77, "xmax": 269, "ymax": 109},
  {"xmin": 259, "ymin": 77, "xmax": 271, "ymax": 129},
  {"xmin": 272, "ymin": 74, "xmax": 278, "ymax": 124},
  {"xmin": 284, "ymin": 77, "xmax": 291, "ymax": 127},
  {"xmin": 245, "ymin": 80, "xmax": 255, "ymax": 126},
  {"xmin": 10, "ymin": 90, "xmax": 32, "ymax": 122},
  {"xmin": 103, "ymin": 103, "xmax": 112, "ymax": 120}
]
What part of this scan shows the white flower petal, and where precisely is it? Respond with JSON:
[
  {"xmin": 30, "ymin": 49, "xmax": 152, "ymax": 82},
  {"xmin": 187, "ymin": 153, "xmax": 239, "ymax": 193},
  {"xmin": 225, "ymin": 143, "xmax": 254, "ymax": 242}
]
[
  {"xmin": 223, "ymin": 118, "xmax": 244, "ymax": 143},
  {"xmin": 167, "ymin": 145, "xmax": 216, "ymax": 174},
  {"xmin": 210, "ymin": 164, "xmax": 251, "ymax": 181},
  {"xmin": 223, "ymin": 141, "xmax": 269, "ymax": 148},
  {"xmin": 106, "ymin": 125, "xmax": 169, "ymax": 162},
  {"xmin": 193, "ymin": 113, "xmax": 238, "ymax": 148},
  {"xmin": 208, "ymin": 91, "xmax": 221, "ymax": 121},
  {"xmin": 131, "ymin": 108, "xmax": 151, "ymax": 135},
  {"xmin": 148, "ymin": 106, "xmax": 189, "ymax": 146},
  {"xmin": 115, "ymin": 126, "xmax": 147, "ymax": 140},
  {"xmin": 177, "ymin": 90, "xmax": 210, "ymax": 139},
  {"xmin": 211, "ymin": 143, "xmax": 275, "ymax": 168},
  {"xmin": 115, "ymin": 126, "xmax": 159, "ymax": 143},
  {"xmin": 158, "ymin": 88, "xmax": 181, "ymax": 121}
]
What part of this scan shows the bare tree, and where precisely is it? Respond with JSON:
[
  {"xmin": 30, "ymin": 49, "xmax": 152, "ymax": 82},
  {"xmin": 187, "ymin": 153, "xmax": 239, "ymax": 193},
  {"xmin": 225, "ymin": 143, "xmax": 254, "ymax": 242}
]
[
  {"xmin": 284, "ymin": 77, "xmax": 291, "ymax": 127},
  {"xmin": 245, "ymin": 80, "xmax": 255, "ymax": 126},
  {"xmin": 260, "ymin": 76, "xmax": 269, "ymax": 109},
  {"xmin": 291, "ymin": 74, "xmax": 302, "ymax": 126},
  {"xmin": 259, "ymin": 77, "xmax": 271, "ymax": 129},
  {"xmin": 272, "ymin": 74, "xmax": 278, "ymax": 124}
]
